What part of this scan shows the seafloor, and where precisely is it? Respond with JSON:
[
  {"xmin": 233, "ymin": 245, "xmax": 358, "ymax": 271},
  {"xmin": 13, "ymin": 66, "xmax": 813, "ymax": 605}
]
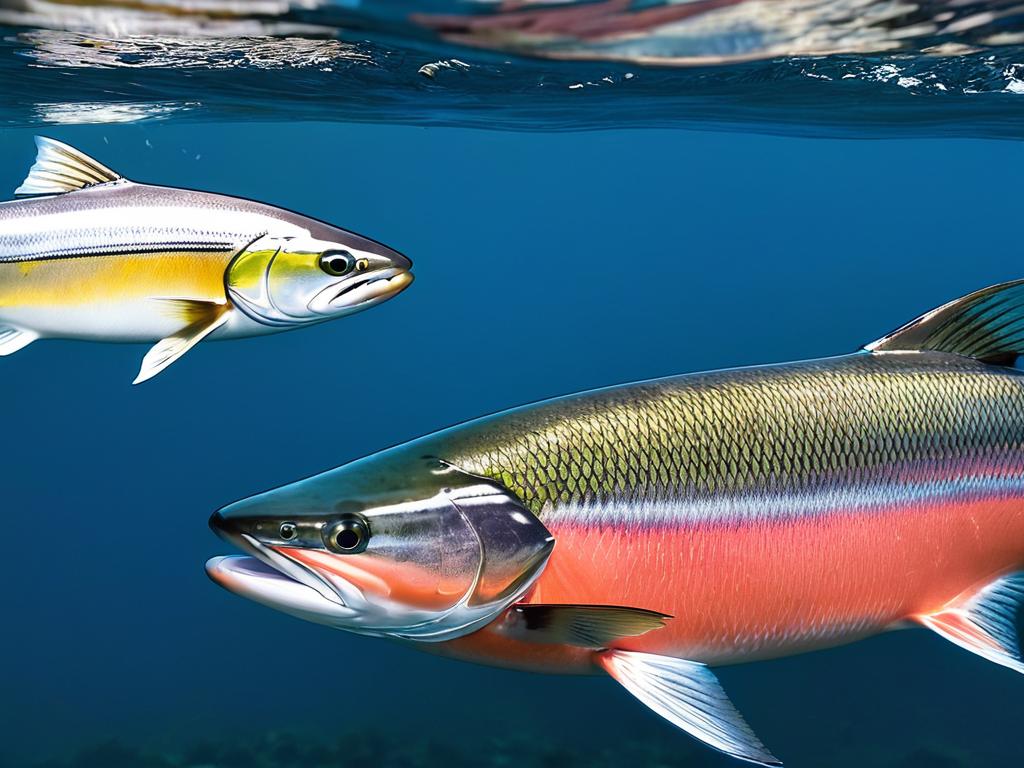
[{"xmin": 13, "ymin": 731, "xmax": 970, "ymax": 768}]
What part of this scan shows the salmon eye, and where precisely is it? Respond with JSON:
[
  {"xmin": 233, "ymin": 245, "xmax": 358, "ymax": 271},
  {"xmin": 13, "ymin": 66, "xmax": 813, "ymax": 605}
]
[
  {"xmin": 320, "ymin": 251, "xmax": 354, "ymax": 276},
  {"xmin": 324, "ymin": 516, "xmax": 369, "ymax": 554},
  {"xmin": 279, "ymin": 522, "xmax": 297, "ymax": 541}
]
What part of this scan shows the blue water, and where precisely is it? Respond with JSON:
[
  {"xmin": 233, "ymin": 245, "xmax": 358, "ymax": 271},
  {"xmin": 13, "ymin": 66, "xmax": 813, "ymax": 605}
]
[
  {"xmin": 1, "ymin": 123, "xmax": 1021, "ymax": 768},
  {"xmin": 2, "ymin": 3, "xmax": 1024, "ymax": 767}
]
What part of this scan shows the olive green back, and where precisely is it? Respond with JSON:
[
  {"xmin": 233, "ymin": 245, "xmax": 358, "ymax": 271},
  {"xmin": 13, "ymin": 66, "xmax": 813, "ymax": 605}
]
[{"xmin": 421, "ymin": 352, "xmax": 1024, "ymax": 518}]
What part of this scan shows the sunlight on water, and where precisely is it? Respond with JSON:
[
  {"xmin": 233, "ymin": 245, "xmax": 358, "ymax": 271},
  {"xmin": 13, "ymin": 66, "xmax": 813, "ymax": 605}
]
[
  {"xmin": 33, "ymin": 100, "xmax": 192, "ymax": 123},
  {"xmin": 17, "ymin": 29, "xmax": 370, "ymax": 69}
]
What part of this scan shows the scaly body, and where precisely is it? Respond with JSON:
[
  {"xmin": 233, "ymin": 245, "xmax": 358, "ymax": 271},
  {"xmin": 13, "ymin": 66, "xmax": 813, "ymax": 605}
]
[{"xmin": 432, "ymin": 352, "xmax": 1024, "ymax": 669}]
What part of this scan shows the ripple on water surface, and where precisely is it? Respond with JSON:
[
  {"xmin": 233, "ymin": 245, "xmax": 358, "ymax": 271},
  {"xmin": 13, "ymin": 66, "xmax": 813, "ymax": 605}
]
[{"xmin": 1, "ymin": 0, "xmax": 1024, "ymax": 137}]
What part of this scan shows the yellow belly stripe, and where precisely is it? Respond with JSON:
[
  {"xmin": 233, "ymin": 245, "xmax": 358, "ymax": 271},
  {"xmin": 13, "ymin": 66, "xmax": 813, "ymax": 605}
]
[{"xmin": 0, "ymin": 251, "xmax": 232, "ymax": 309}]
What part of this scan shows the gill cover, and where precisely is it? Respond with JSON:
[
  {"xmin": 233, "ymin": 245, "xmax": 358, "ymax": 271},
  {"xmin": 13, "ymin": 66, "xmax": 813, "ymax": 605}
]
[
  {"xmin": 210, "ymin": 457, "xmax": 555, "ymax": 643},
  {"xmin": 226, "ymin": 234, "xmax": 306, "ymax": 326},
  {"xmin": 452, "ymin": 480, "xmax": 555, "ymax": 611},
  {"xmin": 380, "ymin": 466, "xmax": 556, "ymax": 642}
]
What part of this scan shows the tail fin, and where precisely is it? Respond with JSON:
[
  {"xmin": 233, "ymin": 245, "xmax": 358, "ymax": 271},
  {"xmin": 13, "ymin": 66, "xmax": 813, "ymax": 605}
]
[{"xmin": 865, "ymin": 280, "xmax": 1024, "ymax": 366}]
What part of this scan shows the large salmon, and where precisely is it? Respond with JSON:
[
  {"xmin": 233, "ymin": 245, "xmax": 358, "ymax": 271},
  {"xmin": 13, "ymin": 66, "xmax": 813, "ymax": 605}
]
[{"xmin": 208, "ymin": 277, "xmax": 1024, "ymax": 765}]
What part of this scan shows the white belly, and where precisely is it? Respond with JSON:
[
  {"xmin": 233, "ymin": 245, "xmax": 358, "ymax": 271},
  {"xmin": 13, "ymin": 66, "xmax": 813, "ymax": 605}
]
[{"xmin": 0, "ymin": 301, "xmax": 284, "ymax": 342}]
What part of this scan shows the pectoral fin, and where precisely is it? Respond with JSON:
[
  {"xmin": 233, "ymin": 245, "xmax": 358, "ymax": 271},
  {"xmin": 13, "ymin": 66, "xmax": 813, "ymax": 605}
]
[
  {"xmin": 505, "ymin": 604, "xmax": 669, "ymax": 648},
  {"xmin": 134, "ymin": 300, "xmax": 229, "ymax": 385},
  {"xmin": 914, "ymin": 571, "xmax": 1024, "ymax": 675},
  {"xmin": 599, "ymin": 650, "xmax": 782, "ymax": 766},
  {"xmin": 0, "ymin": 325, "xmax": 38, "ymax": 356}
]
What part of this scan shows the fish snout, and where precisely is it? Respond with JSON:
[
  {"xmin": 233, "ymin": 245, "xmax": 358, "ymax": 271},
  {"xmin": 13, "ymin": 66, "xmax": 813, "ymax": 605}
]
[
  {"xmin": 208, "ymin": 496, "xmax": 274, "ymax": 545},
  {"xmin": 385, "ymin": 246, "xmax": 412, "ymax": 273},
  {"xmin": 208, "ymin": 507, "xmax": 236, "ymax": 541}
]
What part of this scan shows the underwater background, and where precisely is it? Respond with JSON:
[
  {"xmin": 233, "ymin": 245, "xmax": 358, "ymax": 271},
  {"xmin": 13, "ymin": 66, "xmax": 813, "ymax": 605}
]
[{"xmin": 3, "ymin": 3, "xmax": 1024, "ymax": 767}]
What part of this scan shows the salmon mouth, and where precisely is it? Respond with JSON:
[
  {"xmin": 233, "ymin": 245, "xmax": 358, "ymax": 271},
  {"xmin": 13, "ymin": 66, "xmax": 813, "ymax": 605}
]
[
  {"xmin": 329, "ymin": 269, "xmax": 413, "ymax": 308},
  {"xmin": 206, "ymin": 522, "xmax": 360, "ymax": 625},
  {"xmin": 206, "ymin": 550, "xmax": 360, "ymax": 624}
]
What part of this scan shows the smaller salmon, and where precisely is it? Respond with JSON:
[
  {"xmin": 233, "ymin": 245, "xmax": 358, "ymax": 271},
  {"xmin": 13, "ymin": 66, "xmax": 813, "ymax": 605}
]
[{"xmin": 0, "ymin": 137, "xmax": 413, "ymax": 383}]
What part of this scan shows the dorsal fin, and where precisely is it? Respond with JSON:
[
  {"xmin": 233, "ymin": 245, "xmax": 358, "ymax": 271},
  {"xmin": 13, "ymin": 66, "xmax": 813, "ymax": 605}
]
[
  {"xmin": 865, "ymin": 279, "xmax": 1024, "ymax": 365},
  {"xmin": 14, "ymin": 136, "xmax": 122, "ymax": 197}
]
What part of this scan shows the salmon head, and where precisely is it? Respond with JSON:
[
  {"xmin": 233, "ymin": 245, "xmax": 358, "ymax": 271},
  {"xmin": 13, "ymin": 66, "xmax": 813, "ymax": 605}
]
[
  {"xmin": 206, "ymin": 448, "xmax": 554, "ymax": 642},
  {"xmin": 225, "ymin": 231, "xmax": 413, "ymax": 328}
]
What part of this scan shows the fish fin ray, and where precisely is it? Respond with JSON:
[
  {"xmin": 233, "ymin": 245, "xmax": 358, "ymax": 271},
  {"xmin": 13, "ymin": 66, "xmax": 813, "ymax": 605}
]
[
  {"xmin": 865, "ymin": 280, "xmax": 1024, "ymax": 365},
  {"xmin": 508, "ymin": 604, "xmax": 670, "ymax": 648},
  {"xmin": 151, "ymin": 297, "xmax": 230, "ymax": 325},
  {"xmin": 15, "ymin": 136, "xmax": 122, "ymax": 197},
  {"xmin": 914, "ymin": 571, "xmax": 1024, "ymax": 674},
  {"xmin": 0, "ymin": 325, "xmax": 38, "ymax": 355},
  {"xmin": 598, "ymin": 649, "xmax": 782, "ymax": 766},
  {"xmin": 133, "ymin": 303, "xmax": 229, "ymax": 385}
]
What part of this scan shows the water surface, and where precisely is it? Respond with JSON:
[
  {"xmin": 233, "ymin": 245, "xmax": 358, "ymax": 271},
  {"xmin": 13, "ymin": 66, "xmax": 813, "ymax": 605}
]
[
  {"xmin": 3, "ymin": 0, "xmax": 1024, "ymax": 137},
  {"xmin": 1, "ymin": 122, "xmax": 1022, "ymax": 768}
]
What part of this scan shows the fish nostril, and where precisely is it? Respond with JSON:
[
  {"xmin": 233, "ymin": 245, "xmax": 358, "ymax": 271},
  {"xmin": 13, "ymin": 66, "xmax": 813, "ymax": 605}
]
[{"xmin": 209, "ymin": 509, "xmax": 233, "ymax": 536}]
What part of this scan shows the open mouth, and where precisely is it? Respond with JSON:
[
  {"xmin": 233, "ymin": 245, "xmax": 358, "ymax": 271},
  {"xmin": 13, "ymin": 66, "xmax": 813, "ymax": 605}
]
[
  {"xmin": 206, "ymin": 550, "xmax": 360, "ymax": 622},
  {"xmin": 331, "ymin": 269, "xmax": 413, "ymax": 307},
  {"xmin": 207, "ymin": 519, "xmax": 358, "ymax": 623},
  {"xmin": 206, "ymin": 554, "xmax": 358, "ymax": 622}
]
